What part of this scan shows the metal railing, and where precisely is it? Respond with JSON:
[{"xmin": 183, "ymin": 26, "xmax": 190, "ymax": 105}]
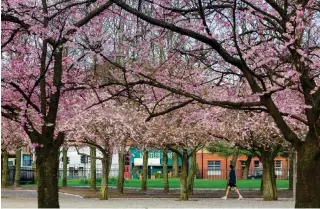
[
  {"xmin": 58, "ymin": 169, "xmax": 120, "ymax": 179},
  {"xmin": 198, "ymin": 168, "xmax": 289, "ymax": 180},
  {"xmin": 7, "ymin": 167, "xmax": 35, "ymax": 185},
  {"xmin": 4, "ymin": 167, "xmax": 288, "ymax": 183}
]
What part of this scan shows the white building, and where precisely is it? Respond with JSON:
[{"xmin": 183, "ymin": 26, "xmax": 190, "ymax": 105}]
[{"xmin": 59, "ymin": 147, "xmax": 119, "ymax": 178}]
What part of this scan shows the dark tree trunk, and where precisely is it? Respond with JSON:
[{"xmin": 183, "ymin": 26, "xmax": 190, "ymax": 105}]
[
  {"xmin": 141, "ymin": 150, "xmax": 148, "ymax": 191},
  {"xmin": 295, "ymin": 135, "xmax": 320, "ymax": 208},
  {"xmin": 172, "ymin": 152, "xmax": 179, "ymax": 177},
  {"xmin": 180, "ymin": 149, "xmax": 188, "ymax": 200},
  {"xmin": 117, "ymin": 145, "xmax": 125, "ymax": 194},
  {"xmin": 225, "ymin": 157, "xmax": 228, "ymax": 180},
  {"xmin": 187, "ymin": 151, "xmax": 196, "ymax": 194},
  {"xmin": 107, "ymin": 151, "xmax": 113, "ymax": 177},
  {"xmin": 231, "ymin": 151, "xmax": 238, "ymax": 168},
  {"xmin": 163, "ymin": 148, "xmax": 169, "ymax": 193},
  {"xmin": 36, "ymin": 143, "xmax": 61, "ymax": 208},
  {"xmin": 243, "ymin": 155, "xmax": 252, "ymax": 179},
  {"xmin": 288, "ymin": 152, "xmax": 293, "ymax": 190},
  {"xmin": 90, "ymin": 146, "xmax": 97, "ymax": 191},
  {"xmin": 62, "ymin": 147, "xmax": 68, "ymax": 187},
  {"xmin": 14, "ymin": 149, "xmax": 22, "ymax": 187},
  {"xmin": 100, "ymin": 158, "xmax": 108, "ymax": 200},
  {"xmin": 2, "ymin": 151, "xmax": 8, "ymax": 188},
  {"xmin": 261, "ymin": 154, "xmax": 277, "ymax": 201}
]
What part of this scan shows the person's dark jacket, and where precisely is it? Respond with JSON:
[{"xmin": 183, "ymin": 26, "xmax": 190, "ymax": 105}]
[{"xmin": 229, "ymin": 169, "xmax": 236, "ymax": 184}]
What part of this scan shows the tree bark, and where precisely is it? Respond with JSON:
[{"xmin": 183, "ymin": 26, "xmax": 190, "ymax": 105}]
[
  {"xmin": 225, "ymin": 156, "xmax": 228, "ymax": 180},
  {"xmin": 163, "ymin": 148, "xmax": 169, "ymax": 193},
  {"xmin": 180, "ymin": 149, "xmax": 188, "ymax": 200},
  {"xmin": 2, "ymin": 151, "xmax": 9, "ymax": 188},
  {"xmin": 90, "ymin": 146, "xmax": 97, "ymax": 191},
  {"xmin": 295, "ymin": 136, "xmax": 320, "ymax": 208},
  {"xmin": 288, "ymin": 152, "xmax": 293, "ymax": 190},
  {"xmin": 100, "ymin": 157, "xmax": 108, "ymax": 200},
  {"xmin": 172, "ymin": 152, "xmax": 179, "ymax": 177},
  {"xmin": 141, "ymin": 150, "xmax": 148, "ymax": 191},
  {"xmin": 187, "ymin": 151, "xmax": 196, "ymax": 195},
  {"xmin": 261, "ymin": 155, "xmax": 277, "ymax": 201},
  {"xmin": 243, "ymin": 155, "xmax": 252, "ymax": 179},
  {"xmin": 14, "ymin": 149, "xmax": 22, "ymax": 187},
  {"xmin": 62, "ymin": 147, "xmax": 68, "ymax": 187},
  {"xmin": 231, "ymin": 151, "xmax": 238, "ymax": 168},
  {"xmin": 107, "ymin": 150, "xmax": 113, "ymax": 177},
  {"xmin": 36, "ymin": 144, "xmax": 61, "ymax": 208},
  {"xmin": 117, "ymin": 145, "xmax": 125, "ymax": 194}
]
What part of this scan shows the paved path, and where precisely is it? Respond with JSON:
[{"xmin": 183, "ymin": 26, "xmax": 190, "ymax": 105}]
[{"xmin": 1, "ymin": 190, "xmax": 294, "ymax": 208}]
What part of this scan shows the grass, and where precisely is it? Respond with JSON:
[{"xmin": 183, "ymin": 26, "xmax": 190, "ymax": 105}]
[{"xmin": 23, "ymin": 178, "xmax": 289, "ymax": 189}]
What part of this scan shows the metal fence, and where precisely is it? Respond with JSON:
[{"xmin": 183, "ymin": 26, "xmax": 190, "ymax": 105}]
[
  {"xmin": 7, "ymin": 167, "xmax": 35, "ymax": 185},
  {"xmin": 198, "ymin": 168, "xmax": 289, "ymax": 180},
  {"xmin": 7, "ymin": 168, "xmax": 288, "ymax": 182},
  {"xmin": 58, "ymin": 169, "xmax": 119, "ymax": 179}
]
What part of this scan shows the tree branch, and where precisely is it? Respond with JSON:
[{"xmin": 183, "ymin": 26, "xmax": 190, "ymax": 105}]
[{"xmin": 75, "ymin": 146, "xmax": 103, "ymax": 160}]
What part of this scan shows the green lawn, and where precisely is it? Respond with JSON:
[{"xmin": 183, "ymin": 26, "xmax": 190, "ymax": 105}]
[{"xmin": 23, "ymin": 178, "xmax": 289, "ymax": 189}]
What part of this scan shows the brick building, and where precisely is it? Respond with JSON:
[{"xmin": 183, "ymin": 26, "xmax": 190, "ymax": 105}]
[{"xmin": 196, "ymin": 149, "xmax": 288, "ymax": 180}]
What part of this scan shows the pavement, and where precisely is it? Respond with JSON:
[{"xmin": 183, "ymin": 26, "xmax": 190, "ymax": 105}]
[{"xmin": 1, "ymin": 190, "xmax": 294, "ymax": 208}]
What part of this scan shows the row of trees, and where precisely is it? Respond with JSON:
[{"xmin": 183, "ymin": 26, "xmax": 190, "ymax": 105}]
[
  {"xmin": 2, "ymin": 0, "xmax": 319, "ymax": 208},
  {"xmin": 2, "ymin": 99, "xmax": 296, "ymax": 203},
  {"xmin": 56, "ymin": 100, "xmax": 294, "ymax": 201}
]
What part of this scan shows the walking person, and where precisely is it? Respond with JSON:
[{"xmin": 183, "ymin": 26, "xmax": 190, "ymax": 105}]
[{"xmin": 221, "ymin": 165, "xmax": 243, "ymax": 200}]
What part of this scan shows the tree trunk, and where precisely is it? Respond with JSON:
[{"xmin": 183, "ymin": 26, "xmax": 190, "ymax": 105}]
[
  {"xmin": 14, "ymin": 149, "xmax": 22, "ymax": 187},
  {"xmin": 225, "ymin": 156, "xmax": 228, "ymax": 180},
  {"xmin": 243, "ymin": 155, "xmax": 252, "ymax": 179},
  {"xmin": 2, "ymin": 151, "xmax": 8, "ymax": 188},
  {"xmin": 261, "ymin": 156, "xmax": 277, "ymax": 201},
  {"xmin": 62, "ymin": 147, "xmax": 68, "ymax": 187},
  {"xmin": 163, "ymin": 148, "xmax": 169, "ymax": 193},
  {"xmin": 288, "ymin": 152, "xmax": 293, "ymax": 190},
  {"xmin": 179, "ymin": 149, "xmax": 188, "ymax": 200},
  {"xmin": 187, "ymin": 151, "xmax": 196, "ymax": 195},
  {"xmin": 141, "ymin": 150, "xmax": 148, "ymax": 191},
  {"xmin": 36, "ymin": 144, "xmax": 61, "ymax": 208},
  {"xmin": 295, "ymin": 136, "xmax": 320, "ymax": 208},
  {"xmin": 172, "ymin": 152, "xmax": 179, "ymax": 177},
  {"xmin": 117, "ymin": 146, "xmax": 125, "ymax": 194},
  {"xmin": 107, "ymin": 150, "xmax": 113, "ymax": 177},
  {"xmin": 231, "ymin": 151, "xmax": 238, "ymax": 168},
  {"xmin": 100, "ymin": 158, "xmax": 108, "ymax": 200},
  {"xmin": 90, "ymin": 146, "xmax": 97, "ymax": 191}
]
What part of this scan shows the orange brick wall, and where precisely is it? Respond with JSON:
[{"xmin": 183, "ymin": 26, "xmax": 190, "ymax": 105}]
[{"xmin": 196, "ymin": 152, "xmax": 288, "ymax": 179}]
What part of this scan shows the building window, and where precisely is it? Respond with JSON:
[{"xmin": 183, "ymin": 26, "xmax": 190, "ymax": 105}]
[
  {"xmin": 208, "ymin": 161, "xmax": 221, "ymax": 176},
  {"xmin": 275, "ymin": 160, "xmax": 282, "ymax": 175},
  {"xmin": 22, "ymin": 155, "xmax": 31, "ymax": 166},
  {"xmin": 254, "ymin": 160, "xmax": 260, "ymax": 172}
]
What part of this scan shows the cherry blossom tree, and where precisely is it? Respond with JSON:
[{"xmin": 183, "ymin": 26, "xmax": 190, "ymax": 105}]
[
  {"xmin": 1, "ymin": 117, "xmax": 29, "ymax": 188},
  {"xmin": 208, "ymin": 109, "xmax": 301, "ymax": 201},
  {"xmin": 93, "ymin": 1, "xmax": 319, "ymax": 207},
  {"xmin": 1, "ymin": 1, "xmax": 117, "ymax": 207},
  {"xmin": 3, "ymin": 1, "xmax": 319, "ymax": 208},
  {"xmin": 144, "ymin": 106, "xmax": 214, "ymax": 200},
  {"xmin": 65, "ymin": 98, "xmax": 143, "ymax": 200}
]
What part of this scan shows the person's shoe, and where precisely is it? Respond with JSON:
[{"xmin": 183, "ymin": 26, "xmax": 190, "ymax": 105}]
[
  {"xmin": 221, "ymin": 196, "xmax": 227, "ymax": 200},
  {"xmin": 238, "ymin": 195, "xmax": 243, "ymax": 200}
]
